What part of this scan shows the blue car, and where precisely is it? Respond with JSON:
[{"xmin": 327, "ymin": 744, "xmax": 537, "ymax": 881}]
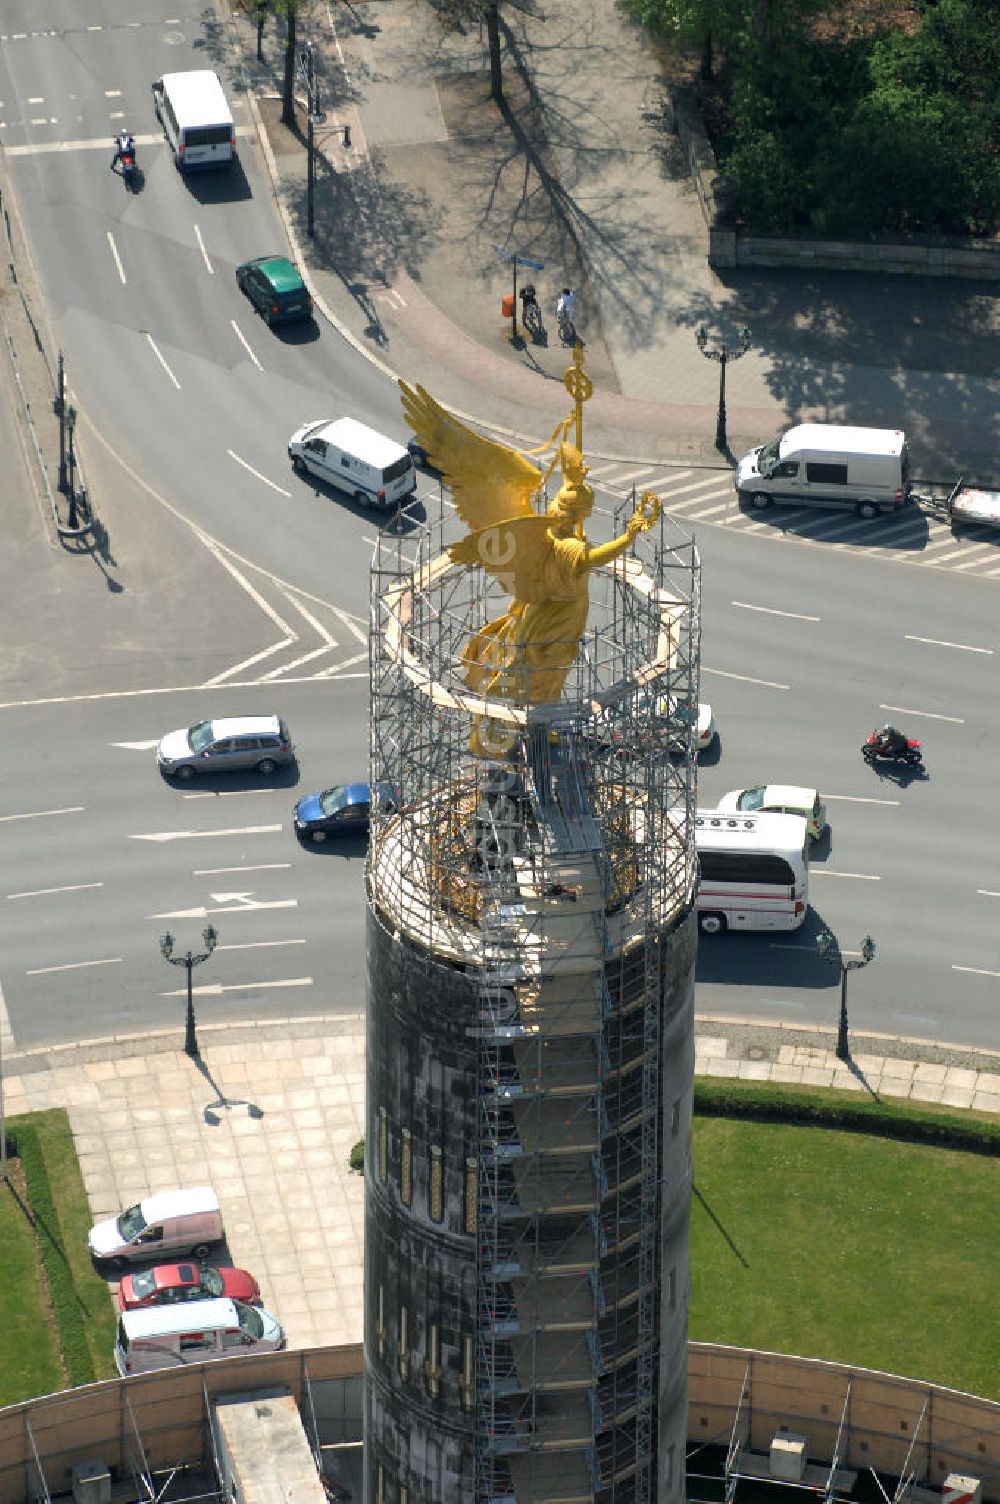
[{"xmin": 293, "ymin": 782, "xmax": 396, "ymax": 843}]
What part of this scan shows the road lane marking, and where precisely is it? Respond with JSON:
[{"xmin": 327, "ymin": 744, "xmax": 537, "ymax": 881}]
[
  {"xmin": 0, "ymin": 806, "xmax": 84, "ymax": 822},
  {"xmin": 151, "ymin": 898, "xmax": 297, "ymax": 918},
  {"xmin": 879, "ymin": 703, "xmax": 964, "ymax": 724},
  {"xmin": 194, "ymin": 863, "xmax": 292, "ymax": 875},
  {"xmin": 111, "ymin": 739, "xmax": 160, "ymax": 750},
  {"xmin": 8, "ymin": 882, "xmax": 103, "ymax": 899},
  {"xmin": 203, "ymin": 638, "xmax": 295, "ymax": 683},
  {"xmin": 953, "ymin": 965, "xmax": 1000, "ymax": 978},
  {"xmin": 976, "ymin": 890, "xmax": 1000, "ymax": 898},
  {"xmin": 684, "ymin": 501, "xmax": 733, "ymax": 520},
  {"xmin": 106, "ymin": 231, "xmax": 126, "ymax": 285},
  {"xmin": 922, "ymin": 543, "xmax": 993, "ymax": 566},
  {"xmin": 0, "ymin": 670, "xmax": 362, "ymax": 710},
  {"xmin": 132, "ymin": 825, "xmax": 282, "ymax": 842},
  {"xmin": 904, "ymin": 634, "xmax": 992, "ymax": 654},
  {"xmin": 2, "ymin": 126, "xmax": 254, "ymax": 156},
  {"xmin": 145, "ymin": 332, "xmax": 181, "ymax": 389},
  {"xmin": 231, "ymin": 320, "xmax": 262, "ymax": 369},
  {"xmin": 194, "ymin": 224, "xmax": 213, "ymax": 274},
  {"xmin": 260, "ymin": 645, "xmax": 338, "ymax": 678},
  {"xmin": 227, "ymin": 449, "xmax": 292, "ymax": 496},
  {"xmin": 316, "ymin": 648, "xmax": 368, "ymax": 676},
  {"xmin": 161, "ymin": 977, "xmax": 313, "ymax": 996},
  {"xmin": 733, "ymin": 601, "xmax": 820, "ymax": 621},
  {"xmin": 702, "ymin": 667, "xmax": 789, "ymax": 690},
  {"xmin": 810, "ymin": 869, "xmax": 881, "ymax": 881},
  {"xmin": 824, "ymin": 794, "xmax": 899, "ymax": 805},
  {"xmin": 182, "ymin": 789, "xmax": 281, "ymax": 799},
  {"xmin": 27, "ymin": 957, "xmax": 122, "ymax": 975},
  {"xmin": 217, "ymin": 938, "xmax": 306, "ymax": 951}
]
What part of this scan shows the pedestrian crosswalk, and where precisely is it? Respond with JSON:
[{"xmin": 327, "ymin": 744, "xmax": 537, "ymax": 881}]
[{"xmin": 583, "ymin": 462, "xmax": 1000, "ymax": 582}]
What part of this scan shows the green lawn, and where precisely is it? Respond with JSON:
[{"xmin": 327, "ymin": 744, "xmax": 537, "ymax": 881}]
[
  {"xmin": 0, "ymin": 1111, "xmax": 117, "ymax": 1405},
  {"xmin": 1, "ymin": 1102, "xmax": 997, "ymax": 1408},
  {"xmin": 690, "ymin": 1117, "xmax": 1000, "ymax": 1399}
]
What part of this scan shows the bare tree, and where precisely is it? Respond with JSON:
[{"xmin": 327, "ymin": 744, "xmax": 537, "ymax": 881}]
[{"xmin": 425, "ymin": 0, "xmax": 528, "ymax": 105}]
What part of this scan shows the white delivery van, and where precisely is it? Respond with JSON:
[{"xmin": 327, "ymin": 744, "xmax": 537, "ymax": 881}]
[
  {"xmin": 736, "ymin": 424, "xmax": 910, "ymax": 518},
  {"xmin": 115, "ymin": 1298, "xmax": 285, "ymax": 1374},
  {"xmin": 287, "ymin": 417, "xmax": 417, "ymax": 512},
  {"xmin": 152, "ymin": 69, "xmax": 235, "ymax": 170},
  {"xmin": 88, "ymin": 1187, "xmax": 224, "ymax": 1268}
]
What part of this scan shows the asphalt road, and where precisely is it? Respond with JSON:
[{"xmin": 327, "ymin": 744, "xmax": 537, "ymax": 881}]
[{"xmin": 1, "ymin": 3, "xmax": 998, "ymax": 1055}]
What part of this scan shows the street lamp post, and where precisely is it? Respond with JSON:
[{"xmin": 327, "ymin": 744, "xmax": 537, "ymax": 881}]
[
  {"xmin": 65, "ymin": 404, "xmax": 78, "ymax": 528},
  {"xmin": 297, "ymin": 42, "xmax": 324, "ymax": 239},
  {"xmin": 815, "ymin": 931, "xmax": 876, "ymax": 1062},
  {"xmin": 159, "ymin": 927, "xmax": 219, "ymax": 1058},
  {"xmin": 695, "ymin": 323, "xmax": 751, "ymax": 452}
]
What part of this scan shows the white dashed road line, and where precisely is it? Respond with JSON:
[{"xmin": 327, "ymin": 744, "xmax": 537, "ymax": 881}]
[
  {"xmin": 231, "ymin": 320, "xmax": 263, "ymax": 369},
  {"xmin": 904, "ymin": 635, "xmax": 992, "ymax": 654},
  {"xmin": 106, "ymin": 230, "xmax": 126, "ymax": 285},
  {"xmin": 879, "ymin": 704, "xmax": 964, "ymax": 724},
  {"xmin": 732, "ymin": 601, "xmax": 821, "ymax": 622},
  {"xmin": 145, "ymin": 332, "xmax": 181, "ymax": 389},
  {"xmin": 194, "ymin": 224, "xmax": 214, "ymax": 274}
]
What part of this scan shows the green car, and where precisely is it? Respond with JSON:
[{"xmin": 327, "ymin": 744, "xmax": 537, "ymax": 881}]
[{"xmin": 235, "ymin": 255, "xmax": 313, "ymax": 327}]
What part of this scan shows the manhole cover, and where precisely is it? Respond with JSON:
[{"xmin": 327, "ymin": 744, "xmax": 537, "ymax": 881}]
[{"xmin": 745, "ymin": 1045, "xmax": 766, "ymax": 1060}]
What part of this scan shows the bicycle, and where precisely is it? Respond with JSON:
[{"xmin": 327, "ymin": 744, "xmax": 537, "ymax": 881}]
[
  {"xmin": 555, "ymin": 289, "xmax": 577, "ymax": 345},
  {"xmin": 519, "ymin": 284, "xmax": 544, "ymax": 339}
]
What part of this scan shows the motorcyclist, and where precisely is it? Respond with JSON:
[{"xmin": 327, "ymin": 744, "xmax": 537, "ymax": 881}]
[
  {"xmin": 112, "ymin": 128, "xmax": 136, "ymax": 172},
  {"xmin": 876, "ymin": 723, "xmax": 907, "ymax": 756}
]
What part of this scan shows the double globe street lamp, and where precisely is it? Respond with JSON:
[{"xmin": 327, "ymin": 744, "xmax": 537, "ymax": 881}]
[
  {"xmin": 815, "ymin": 930, "xmax": 876, "ymax": 1063},
  {"xmin": 695, "ymin": 323, "xmax": 752, "ymax": 452},
  {"xmin": 159, "ymin": 926, "xmax": 219, "ymax": 1059}
]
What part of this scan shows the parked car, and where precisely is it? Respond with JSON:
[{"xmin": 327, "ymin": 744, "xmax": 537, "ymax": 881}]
[
  {"xmin": 115, "ymin": 1298, "xmax": 284, "ymax": 1374},
  {"xmin": 293, "ymin": 781, "xmax": 398, "ymax": 842},
  {"xmin": 156, "ymin": 714, "xmax": 294, "ymax": 781},
  {"xmin": 118, "ymin": 1261, "xmax": 261, "ymax": 1312},
  {"xmin": 236, "ymin": 255, "xmax": 312, "ymax": 326},
  {"xmin": 88, "ymin": 1187, "xmax": 224, "ymax": 1269},
  {"xmin": 715, "ymin": 784, "xmax": 827, "ymax": 841}
]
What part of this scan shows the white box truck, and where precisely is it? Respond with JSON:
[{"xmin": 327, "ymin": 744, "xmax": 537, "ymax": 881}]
[{"xmin": 736, "ymin": 423, "xmax": 910, "ymax": 518}]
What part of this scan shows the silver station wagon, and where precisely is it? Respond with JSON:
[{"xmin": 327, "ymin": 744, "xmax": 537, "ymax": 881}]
[{"xmin": 156, "ymin": 714, "xmax": 294, "ymax": 780}]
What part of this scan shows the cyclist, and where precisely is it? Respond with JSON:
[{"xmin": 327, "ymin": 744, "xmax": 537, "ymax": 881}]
[{"xmin": 555, "ymin": 286, "xmax": 576, "ymax": 335}]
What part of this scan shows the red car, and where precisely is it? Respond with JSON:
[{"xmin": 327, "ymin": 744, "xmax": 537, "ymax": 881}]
[{"xmin": 117, "ymin": 1261, "xmax": 260, "ymax": 1312}]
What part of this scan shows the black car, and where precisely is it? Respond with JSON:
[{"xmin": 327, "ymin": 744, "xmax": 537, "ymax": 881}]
[{"xmin": 236, "ymin": 255, "xmax": 313, "ymax": 327}]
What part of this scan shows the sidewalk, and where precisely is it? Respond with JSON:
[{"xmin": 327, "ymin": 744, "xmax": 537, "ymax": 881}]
[
  {"xmin": 226, "ymin": 0, "xmax": 1000, "ymax": 477},
  {"xmin": 3, "ymin": 1019, "xmax": 997, "ymax": 1352}
]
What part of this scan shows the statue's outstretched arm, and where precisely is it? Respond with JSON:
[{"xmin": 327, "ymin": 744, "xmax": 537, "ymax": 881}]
[{"xmin": 584, "ymin": 494, "xmax": 660, "ymax": 570}]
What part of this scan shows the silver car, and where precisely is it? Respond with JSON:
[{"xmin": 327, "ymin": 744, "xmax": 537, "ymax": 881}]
[{"xmin": 156, "ymin": 715, "xmax": 294, "ymax": 781}]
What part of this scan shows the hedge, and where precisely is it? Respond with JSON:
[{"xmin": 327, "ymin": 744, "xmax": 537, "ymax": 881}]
[{"xmin": 693, "ymin": 1078, "xmax": 1000, "ymax": 1155}]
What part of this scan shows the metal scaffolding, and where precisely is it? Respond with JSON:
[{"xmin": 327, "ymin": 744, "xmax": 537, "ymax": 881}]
[{"xmin": 369, "ymin": 490, "xmax": 701, "ymax": 1504}]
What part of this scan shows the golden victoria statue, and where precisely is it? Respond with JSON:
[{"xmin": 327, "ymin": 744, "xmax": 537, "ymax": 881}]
[{"xmin": 399, "ymin": 350, "xmax": 660, "ymax": 753}]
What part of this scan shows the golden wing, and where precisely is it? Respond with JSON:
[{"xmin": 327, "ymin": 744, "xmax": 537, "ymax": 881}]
[
  {"xmin": 399, "ymin": 380, "xmax": 541, "ymax": 530},
  {"xmin": 449, "ymin": 515, "xmax": 557, "ymax": 603}
]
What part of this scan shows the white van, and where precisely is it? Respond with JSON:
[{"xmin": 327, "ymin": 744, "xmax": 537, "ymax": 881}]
[
  {"xmin": 287, "ymin": 417, "xmax": 417, "ymax": 512},
  {"xmin": 736, "ymin": 424, "xmax": 910, "ymax": 518},
  {"xmin": 115, "ymin": 1298, "xmax": 285, "ymax": 1374},
  {"xmin": 88, "ymin": 1187, "xmax": 224, "ymax": 1268},
  {"xmin": 152, "ymin": 70, "xmax": 235, "ymax": 170}
]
